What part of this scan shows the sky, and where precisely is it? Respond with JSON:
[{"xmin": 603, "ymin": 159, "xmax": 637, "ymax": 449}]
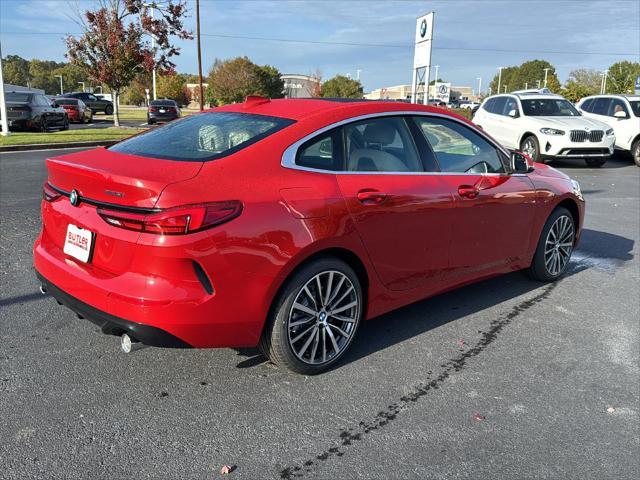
[{"xmin": 1, "ymin": 0, "xmax": 638, "ymax": 92}]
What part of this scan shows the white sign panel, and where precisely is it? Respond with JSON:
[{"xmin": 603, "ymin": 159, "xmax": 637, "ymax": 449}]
[
  {"xmin": 434, "ymin": 82, "xmax": 451, "ymax": 103},
  {"xmin": 413, "ymin": 12, "xmax": 434, "ymax": 69}
]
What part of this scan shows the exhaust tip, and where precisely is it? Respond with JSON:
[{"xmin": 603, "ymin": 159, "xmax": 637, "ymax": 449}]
[
  {"xmin": 120, "ymin": 333, "xmax": 145, "ymax": 353},
  {"xmin": 39, "ymin": 285, "xmax": 47, "ymax": 295}
]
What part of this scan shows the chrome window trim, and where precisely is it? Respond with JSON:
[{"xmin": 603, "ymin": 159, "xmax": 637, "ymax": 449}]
[{"xmin": 280, "ymin": 111, "xmax": 514, "ymax": 176}]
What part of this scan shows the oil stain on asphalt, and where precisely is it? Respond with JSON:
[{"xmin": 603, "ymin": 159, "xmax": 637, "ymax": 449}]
[{"xmin": 279, "ymin": 282, "xmax": 558, "ymax": 479}]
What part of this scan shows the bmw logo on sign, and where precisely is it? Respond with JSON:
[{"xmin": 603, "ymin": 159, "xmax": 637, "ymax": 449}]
[
  {"xmin": 70, "ymin": 189, "xmax": 80, "ymax": 207},
  {"xmin": 420, "ymin": 19, "xmax": 427, "ymax": 38}
]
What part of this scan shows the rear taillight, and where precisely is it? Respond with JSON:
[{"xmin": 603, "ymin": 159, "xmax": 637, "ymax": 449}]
[
  {"xmin": 42, "ymin": 183, "xmax": 61, "ymax": 202},
  {"xmin": 167, "ymin": 107, "xmax": 176, "ymax": 112},
  {"xmin": 149, "ymin": 106, "xmax": 158, "ymax": 112},
  {"xmin": 97, "ymin": 201, "xmax": 243, "ymax": 235}
]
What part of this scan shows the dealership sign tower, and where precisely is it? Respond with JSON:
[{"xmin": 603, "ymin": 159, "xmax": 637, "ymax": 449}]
[{"xmin": 411, "ymin": 12, "xmax": 435, "ymax": 105}]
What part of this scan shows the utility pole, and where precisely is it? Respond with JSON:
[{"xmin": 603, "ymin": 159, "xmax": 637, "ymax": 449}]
[
  {"xmin": 543, "ymin": 68, "xmax": 552, "ymax": 88},
  {"xmin": 525, "ymin": 82, "xmax": 528, "ymax": 89},
  {"xmin": 497, "ymin": 67, "xmax": 504, "ymax": 96},
  {"xmin": 78, "ymin": 81, "xmax": 85, "ymax": 92},
  {"xmin": 434, "ymin": 65, "xmax": 440, "ymax": 83},
  {"xmin": 0, "ymin": 40, "xmax": 10, "ymax": 136},
  {"xmin": 196, "ymin": 0, "xmax": 204, "ymax": 111},
  {"xmin": 54, "ymin": 75, "xmax": 63, "ymax": 95},
  {"xmin": 151, "ymin": 6, "xmax": 156, "ymax": 100},
  {"xmin": 476, "ymin": 77, "xmax": 482, "ymax": 99}
]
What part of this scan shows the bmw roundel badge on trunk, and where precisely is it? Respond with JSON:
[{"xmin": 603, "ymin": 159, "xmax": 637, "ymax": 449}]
[{"xmin": 69, "ymin": 189, "xmax": 79, "ymax": 207}]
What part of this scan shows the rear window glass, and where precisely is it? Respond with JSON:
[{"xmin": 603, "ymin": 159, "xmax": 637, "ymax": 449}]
[
  {"xmin": 6, "ymin": 92, "xmax": 33, "ymax": 102},
  {"xmin": 55, "ymin": 98, "xmax": 78, "ymax": 105},
  {"xmin": 150, "ymin": 100, "xmax": 177, "ymax": 106},
  {"xmin": 110, "ymin": 112, "xmax": 295, "ymax": 161}
]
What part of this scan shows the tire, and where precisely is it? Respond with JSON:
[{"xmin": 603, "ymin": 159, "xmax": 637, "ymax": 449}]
[
  {"xmin": 38, "ymin": 117, "xmax": 47, "ymax": 133},
  {"xmin": 148, "ymin": 118, "xmax": 155, "ymax": 125},
  {"xmin": 520, "ymin": 135, "xmax": 541, "ymax": 163},
  {"xmin": 88, "ymin": 113, "xmax": 93, "ymax": 123},
  {"xmin": 632, "ymin": 139, "xmax": 640, "ymax": 167},
  {"xmin": 585, "ymin": 158, "xmax": 607, "ymax": 167},
  {"xmin": 104, "ymin": 104, "xmax": 114, "ymax": 115},
  {"xmin": 528, "ymin": 207, "xmax": 576, "ymax": 282},
  {"xmin": 259, "ymin": 257, "xmax": 364, "ymax": 375},
  {"xmin": 62, "ymin": 117, "xmax": 69, "ymax": 131},
  {"xmin": 79, "ymin": 115, "xmax": 85, "ymax": 124}
]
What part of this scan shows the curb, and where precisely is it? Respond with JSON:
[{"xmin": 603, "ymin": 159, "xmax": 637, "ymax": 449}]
[{"xmin": 0, "ymin": 140, "xmax": 118, "ymax": 153}]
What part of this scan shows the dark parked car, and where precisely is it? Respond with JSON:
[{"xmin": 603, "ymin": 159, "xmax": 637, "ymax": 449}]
[
  {"xmin": 2, "ymin": 91, "xmax": 69, "ymax": 132},
  {"xmin": 53, "ymin": 97, "xmax": 93, "ymax": 124},
  {"xmin": 61, "ymin": 92, "xmax": 113, "ymax": 115},
  {"xmin": 147, "ymin": 99, "xmax": 181, "ymax": 124}
]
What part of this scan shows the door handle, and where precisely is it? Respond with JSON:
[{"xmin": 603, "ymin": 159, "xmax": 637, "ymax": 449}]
[
  {"xmin": 458, "ymin": 185, "xmax": 479, "ymax": 199},
  {"xmin": 357, "ymin": 190, "xmax": 387, "ymax": 205}
]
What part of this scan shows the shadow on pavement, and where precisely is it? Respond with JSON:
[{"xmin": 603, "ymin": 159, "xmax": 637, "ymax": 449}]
[{"xmin": 235, "ymin": 228, "xmax": 635, "ymax": 370}]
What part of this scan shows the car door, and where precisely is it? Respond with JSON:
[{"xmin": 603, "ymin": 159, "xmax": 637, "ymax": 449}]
[
  {"xmin": 497, "ymin": 96, "xmax": 522, "ymax": 149},
  {"xmin": 333, "ymin": 115, "xmax": 454, "ymax": 292},
  {"xmin": 606, "ymin": 98, "xmax": 633, "ymax": 147},
  {"xmin": 36, "ymin": 95, "xmax": 52, "ymax": 126},
  {"xmin": 480, "ymin": 96, "xmax": 509, "ymax": 146},
  {"xmin": 412, "ymin": 115, "xmax": 537, "ymax": 281}
]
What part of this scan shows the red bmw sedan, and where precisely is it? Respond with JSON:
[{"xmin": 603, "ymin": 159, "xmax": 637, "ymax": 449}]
[{"xmin": 34, "ymin": 97, "xmax": 584, "ymax": 374}]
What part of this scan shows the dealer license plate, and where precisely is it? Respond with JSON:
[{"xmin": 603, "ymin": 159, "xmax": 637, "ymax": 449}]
[{"xmin": 63, "ymin": 224, "xmax": 94, "ymax": 263}]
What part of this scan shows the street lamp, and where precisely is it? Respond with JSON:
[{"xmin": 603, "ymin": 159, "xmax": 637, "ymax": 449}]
[
  {"xmin": 78, "ymin": 81, "xmax": 85, "ymax": 92},
  {"xmin": 497, "ymin": 67, "xmax": 504, "ymax": 96},
  {"xmin": 503, "ymin": 85, "xmax": 507, "ymax": 93},
  {"xmin": 536, "ymin": 79, "xmax": 541, "ymax": 89},
  {"xmin": 543, "ymin": 68, "xmax": 552, "ymax": 88},
  {"xmin": 54, "ymin": 75, "xmax": 63, "ymax": 95},
  {"xmin": 143, "ymin": 2, "xmax": 157, "ymax": 100},
  {"xmin": 600, "ymin": 70, "xmax": 609, "ymax": 94},
  {"xmin": 476, "ymin": 77, "xmax": 482, "ymax": 99}
]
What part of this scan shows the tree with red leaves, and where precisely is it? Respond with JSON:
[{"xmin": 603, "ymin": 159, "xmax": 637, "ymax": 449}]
[{"xmin": 66, "ymin": 0, "xmax": 191, "ymax": 126}]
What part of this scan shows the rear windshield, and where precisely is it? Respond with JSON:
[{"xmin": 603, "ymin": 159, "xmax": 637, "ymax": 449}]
[
  {"xmin": 5, "ymin": 92, "xmax": 33, "ymax": 102},
  {"xmin": 150, "ymin": 100, "xmax": 176, "ymax": 106},
  {"xmin": 110, "ymin": 112, "xmax": 295, "ymax": 161},
  {"xmin": 630, "ymin": 101, "xmax": 640, "ymax": 117},
  {"xmin": 55, "ymin": 98, "xmax": 78, "ymax": 105}
]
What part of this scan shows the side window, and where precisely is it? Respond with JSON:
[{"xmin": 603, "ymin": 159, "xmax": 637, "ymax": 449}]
[
  {"xmin": 78, "ymin": 100, "xmax": 86, "ymax": 108},
  {"xmin": 343, "ymin": 117, "xmax": 422, "ymax": 172},
  {"xmin": 580, "ymin": 99, "xmax": 593, "ymax": 112},
  {"xmin": 483, "ymin": 98, "xmax": 495, "ymax": 112},
  {"xmin": 491, "ymin": 97, "xmax": 507, "ymax": 115},
  {"xmin": 503, "ymin": 97, "xmax": 519, "ymax": 116},
  {"xmin": 36, "ymin": 95, "xmax": 48, "ymax": 106},
  {"xmin": 608, "ymin": 98, "xmax": 628, "ymax": 117},
  {"xmin": 296, "ymin": 130, "xmax": 341, "ymax": 171},
  {"xmin": 413, "ymin": 117, "xmax": 505, "ymax": 174},
  {"xmin": 88, "ymin": 95, "xmax": 98, "ymax": 101},
  {"xmin": 591, "ymin": 98, "xmax": 610, "ymax": 115}
]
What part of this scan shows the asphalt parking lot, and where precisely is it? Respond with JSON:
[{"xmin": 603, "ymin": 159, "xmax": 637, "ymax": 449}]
[
  {"xmin": 68, "ymin": 115, "xmax": 148, "ymax": 130},
  {"xmin": 0, "ymin": 149, "xmax": 638, "ymax": 479}
]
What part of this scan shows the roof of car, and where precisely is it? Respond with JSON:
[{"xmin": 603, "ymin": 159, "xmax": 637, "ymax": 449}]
[
  {"xmin": 583, "ymin": 94, "xmax": 639, "ymax": 101},
  {"xmin": 212, "ymin": 97, "xmax": 457, "ymax": 121}
]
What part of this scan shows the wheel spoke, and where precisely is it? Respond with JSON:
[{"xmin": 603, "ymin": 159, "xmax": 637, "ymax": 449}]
[
  {"xmin": 331, "ymin": 301, "xmax": 357, "ymax": 315},
  {"xmin": 309, "ymin": 328, "xmax": 320, "ymax": 362},
  {"xmin": 326, "ymin": 276, "xmax": 346, "ymax": 307},
  {"xmin": 325, "ymin": 326, "xmax": 340, "ymax": 355},
  {"xmin": 322, "ymin": 328, "xmax": 327, "ymax": 363},
  {"xmin": 297, "ymin": 326, "xmax": 318, "ymax": 358},
  {"xmin": 315, "ymin": 276, "xmax": 324, "ymax": 307},
  {"xmin": 324, "ymin": 272, "xmax": 334, "ymax": 306},
  {"xmin": 289, "ymin": 317, "xmax": 315, "ymax": 328},
  {"xmin": 303, "ymin": 285, "xmax": 318, "ymax": 310},
  {"xmin": 291, "ymin": 324, "xmax": 317, "ymax": 344},
  {"xmin": 328, "ymin": 323, "xmax": 349, "ymax": 338},
  {"xmin": 329, "ymin": 286, "xmax": 354, "ymax": 311},
  {"xmin": 329, "ymin": 313, "xmax": 355, "ymax": 323},
  {"xmin": 293, "ymin": 302, "xmax": 317, "ymax": 317}
]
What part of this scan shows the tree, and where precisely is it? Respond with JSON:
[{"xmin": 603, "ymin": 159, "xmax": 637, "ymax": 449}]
[
  {"xmin": 206, "ymin": 57, "xmax": 284, "ymax": 105},
  {"xmin": 320, "ymin": 75, "xmax": 363, "ymax": 98},
  {"xmin": 606, "ymin": 61, "xmax": 640, "ymax": 94},
  {"xmin": 157, "ymin": 72, "xmax": 189, "ymax": 105},
  {"xmin": 488, "ymin": 60, "xmax": 561, "ymax": 94},
  {"xmin": 66, "ymin": 0, "xmax": 191, "ymax": 126},
  {"xmin": 2, "ymin": 55, "xmax": 31, "ymax": 87},
  {"xmin": 562, "ymin": 68, "xmax": 601, "ymax": 102}
]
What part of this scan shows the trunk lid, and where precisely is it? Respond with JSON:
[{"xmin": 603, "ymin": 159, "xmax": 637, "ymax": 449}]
[{"xmin": 46, "ymin": 147, "xmax": 203, "ymax": 209}]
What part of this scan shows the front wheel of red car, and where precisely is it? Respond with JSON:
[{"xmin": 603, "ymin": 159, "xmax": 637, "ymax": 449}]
[
  {"xmin": 528, "ymin": 207, "xmax": 576, "ymax": 282},
  {"xmin": 260, "ymin": 257, "xmax": 363, "ymax": 375}
]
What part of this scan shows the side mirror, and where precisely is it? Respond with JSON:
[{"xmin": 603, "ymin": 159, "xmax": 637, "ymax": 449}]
[
  {"xmin": 613, "ymin": 110, "xmax": 628, "ymax": 119},
  {"xmin": 508, "ymin": 109, "xmax": 519, "ymax": 118},
  {"xmin": 510, "ymin": 151, "xmax": 534, "ymax": 173}
]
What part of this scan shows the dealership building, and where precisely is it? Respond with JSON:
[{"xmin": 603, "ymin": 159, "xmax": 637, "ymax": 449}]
[
  {"xmin": 282, "ymin": 74, "xmax": 321, "ymax": 98},
  {"xmin": 364, "ymin": 84, "xmax": 478, "ymax": 103}
]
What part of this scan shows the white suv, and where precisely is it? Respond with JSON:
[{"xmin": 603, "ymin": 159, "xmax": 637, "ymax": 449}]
[
  {"xmin": 576, "ymin": 95, "xmax": 640, "ymax": 167},
  {"xmin": 473, "ymin": 92, "xmax": 615, "ymax": 166}
]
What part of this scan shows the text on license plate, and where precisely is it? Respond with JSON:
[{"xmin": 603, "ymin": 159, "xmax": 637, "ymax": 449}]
[{"xmin": 63, "ymin": 224, "xmax": 94, "ymax": 263}]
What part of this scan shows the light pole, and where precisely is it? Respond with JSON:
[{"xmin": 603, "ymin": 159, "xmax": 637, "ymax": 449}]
[
  {"xmin": 543, "ymin": 68, "xmax": 552, "ymax": 88},
  {"xmin": 143, "ymin": 2, "xmax": 157, "ymax": 100},
  {"xmin": 356, "ymin": 69, "xmax": 362, "ymax": 81},
  {"xmin": 54, "ymin": 75, "xmax": 63, "ymax": 95},
  {"xmin": 536, "ymin": 79, "xmax": 541, "ymax": 89},
  {"xmin": 497, "ymin": 67, "xmax": 504, "ymax": 96},
  {"xmin": 94, "ymin": 85, "xmax": 103, "ymax": 94},
  {"xmin": 0, "ymin": 40, "xmax": 10, "ymax": 136},
  {"xmin": 503, "ymin": 85, "xmax": 507, "ymax": 93},
  {"xmin": 525, "ymin": 82, "xmax": 528, "ymax": 89},
  {"xmin": 476, "ymin": 77, "xmax": 482, "ymax": 99},
  {"xmin": 600, "ymin": 70, "xmax": 608, "ymax": 94},
  {"xmin": 78, "ymin": 81, "xmax": 85, "ymax": 92}
]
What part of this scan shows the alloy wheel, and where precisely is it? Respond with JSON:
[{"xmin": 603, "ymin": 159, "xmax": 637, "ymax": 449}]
[
  {"xmin": 287, "ymin": 270, "xmax": 360, "ymax": 365},
  {"xmin": 544, "ymin": 215, "xmax": 574, "ymax": 276},
  {"xmin": 522, "ymin": 138, "xmax": 537, "ymax": 159}
]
